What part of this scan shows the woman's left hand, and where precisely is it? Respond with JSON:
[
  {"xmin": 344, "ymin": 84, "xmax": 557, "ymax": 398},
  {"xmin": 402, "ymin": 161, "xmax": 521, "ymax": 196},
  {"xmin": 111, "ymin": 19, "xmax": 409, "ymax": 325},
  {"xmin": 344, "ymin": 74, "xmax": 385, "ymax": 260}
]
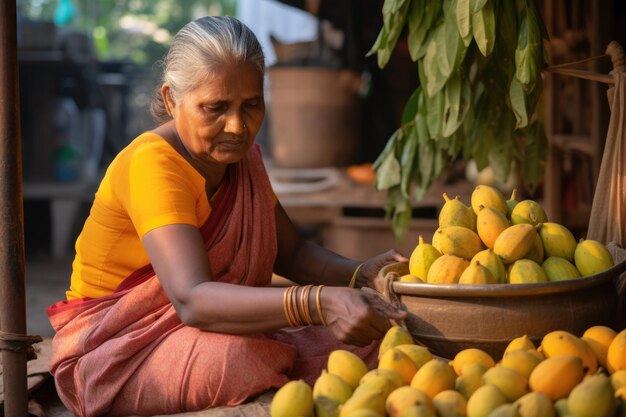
[{"xmin": 355, "ymin": 249, "xmax": 407, "ymax": 292}]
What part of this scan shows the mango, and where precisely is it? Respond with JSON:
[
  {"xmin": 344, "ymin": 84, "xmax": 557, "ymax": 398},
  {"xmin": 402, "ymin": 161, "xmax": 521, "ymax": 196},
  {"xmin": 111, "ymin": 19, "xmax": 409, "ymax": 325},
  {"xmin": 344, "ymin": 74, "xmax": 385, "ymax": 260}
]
[
  {"xmin": 574, "ymin": 239, "xmax": 614, "ymax": 276},
  {"xmin": 339, "ymin": 388, "xmax": 386, "ymax": 417},
  {"xmin": 271, "ymin": 379, "xmax": 314, "ymax": 417},
  {"xmin": 466, "ymin": 384, "xmax": 507, "ymax": 417},
  {"xmin": 451, "ymin": 348, "xmax": 495, "ymax": 376},
  {"xmin": 538, "ymin": 222, "xmax": 577, "ymax": 262},
  {"xmin": 410, "ymin": 359, "xmax": 457, "ymax": 399},
  {"xmin": 395, "ymin": 344, "xmax": 433, "ymax": 370},
  {"xmin": 360, "ymin": 369, "xmax": 405, "ymax": 390},
  {"xmin": 501, "ymin": 349, "xmax": 542, "ymax": 378},
  {"xmin": 385, "ymin": 386, "xmax": 434, "ymax": 417},
  {"xmin": 379, "ymin": 326, "xmax": 415, "ymax": 359},
  {"xmin": 471, "ymin": 185, "xmax": 508, "ymax": 216},
  {"xmin": 504, "ymin": 335, "xmax": 536, "ymax": 353},
  {"xmin": 339, "ymin": 409, "xmax": 381, "ymax": 417},
  {"xmin": 541, "ymin": 256, "xmax": 581, "ymax": 281},
  {"xmin": 399, "ymin": 405, "xmax": 437, "ymax": 417},
  {"xmin": 459, "ymin": 260, "xmax": 496, "ymax": 284},
  {"xmin": 436, "ymin": 226, "xmax": 484, "ymax": 260},
  {"xmin": 482, "ymin": 366, "xmax": 529, "ymax": 402},
  {"xmin": 328, "ymin": 350, "xmax": 369, "ymax": 390},
  {"xmin": 455, "ymin": 363, "xmax": 488, "ymax": 400},
  {"xmin": 608, "ymin": 329, "xmax": 626, "ymax": 374},
  {"xmin": 510, "ymin": 200, "xmax": 548, "ymax": 226},
  {"xmin": 471, "ymin": 249, "xmax": 507, "ymax": 284},
  {"xmin": 440, "ymin": 193, "xmax": 477, "ymax": 230},
  {"xmin": 432, "ymin": 390, "xmax": 467, "ymax": 417},
  {"xmin": 409, "ymin": 236, "xmax": 442, "ymax": 281},
  {"xmin": 540, "ymin": 330, "xmax": 598, "ymax": 375},
  {"xmin": 352, "ymin": 375, "xmax": 399, "ymax": 400},
  {"xmin": 524, "ymin": 233, "xmax": 545, "ymax": 265},
  {"xmin": 315, "ymin": 396, "xmax": 340, "ymax": 417},
  {"xmin": 476, "ymin": 205, "xmax": 510, "ymax": 249},
  {"xmin": 399, "ymin": 274, "xmax": 424, "ymax": 283},
  {"xmin": 568, "ymin": 374, "xmax": 616, "ymax": 417},
  {"xmin": 528, "ymin": 355, "xmax": 585, "ymax": 401},
  {"xmin": 493, "ymin": 224, "xmax": 537, "ymax": 264},
  {"xmin": 379, "ymin": 347, "xmax": 418, "ymax": 385},
  {"xmin": 581, "ymin": 325, "xmax": 617, "ymax": 369},
  {"xmin": 314, "ymin": 370, "xmax": 353, "ymax": 405},
  {"xmin": 612, "ymin": 370, "xmax": 626, "ymax": 390},
  {"xmin": 426, "ymin": 255, "xmax": 470, "ymax": 284},
  {"xmin": 506, "ymin": 189, "xmax": 519, "ymax": 219},
  {"xmin": 508, "ymin": 259, "xmax": 547, "ymax": 284},
  {"xmin": 513, "ymin": 392, "xmax": 555, "ymax": 417},
  {"xmin": 553, "ymin": 398, "xmax": 569, "ymax": 417},
  {"xmin": 487, "ymin": 403, "xmax": 522, "ymax": 417}
]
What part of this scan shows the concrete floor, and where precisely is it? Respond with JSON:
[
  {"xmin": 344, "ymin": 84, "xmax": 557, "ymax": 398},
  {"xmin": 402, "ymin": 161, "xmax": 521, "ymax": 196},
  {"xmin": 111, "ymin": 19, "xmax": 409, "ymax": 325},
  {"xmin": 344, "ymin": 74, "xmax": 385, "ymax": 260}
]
[{"xmin": 25, "ymin": 254, "xmax": 73, "ymax": 339}]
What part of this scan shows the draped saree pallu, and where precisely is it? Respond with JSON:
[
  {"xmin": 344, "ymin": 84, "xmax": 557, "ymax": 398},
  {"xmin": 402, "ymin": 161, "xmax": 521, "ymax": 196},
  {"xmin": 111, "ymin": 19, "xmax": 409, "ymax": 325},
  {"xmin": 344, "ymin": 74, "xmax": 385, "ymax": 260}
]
[{"xmin": 46, "ymin": 145, "xmax": 378, "ymax": 417}]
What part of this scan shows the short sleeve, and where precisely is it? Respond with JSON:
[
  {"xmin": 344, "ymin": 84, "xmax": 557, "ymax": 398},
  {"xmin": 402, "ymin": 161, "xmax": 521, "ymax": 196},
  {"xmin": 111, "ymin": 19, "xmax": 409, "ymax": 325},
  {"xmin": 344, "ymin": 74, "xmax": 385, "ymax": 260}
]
[{"xmin": 117, "ymin": 144, "xmax": 203, "ymax": 238}]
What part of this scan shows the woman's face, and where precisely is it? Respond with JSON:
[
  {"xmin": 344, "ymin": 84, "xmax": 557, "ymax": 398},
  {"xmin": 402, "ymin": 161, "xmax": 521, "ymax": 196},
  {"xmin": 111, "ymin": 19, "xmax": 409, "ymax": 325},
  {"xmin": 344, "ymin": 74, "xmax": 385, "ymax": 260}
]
[{"xmin": 165, "ymin": 61, "xmax": 265, "ymax": 165}]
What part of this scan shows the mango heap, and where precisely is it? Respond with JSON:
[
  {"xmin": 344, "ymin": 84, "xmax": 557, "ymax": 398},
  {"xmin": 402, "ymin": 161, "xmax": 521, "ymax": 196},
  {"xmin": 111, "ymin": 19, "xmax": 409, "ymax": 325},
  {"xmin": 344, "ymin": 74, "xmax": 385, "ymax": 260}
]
[
  {"xmin": 404, "ymin": 185, "xmax": 615, "ymax": 285},
  {"xmin": 271, "ymin": 325, "xmax": 626, "ymax": 417}
]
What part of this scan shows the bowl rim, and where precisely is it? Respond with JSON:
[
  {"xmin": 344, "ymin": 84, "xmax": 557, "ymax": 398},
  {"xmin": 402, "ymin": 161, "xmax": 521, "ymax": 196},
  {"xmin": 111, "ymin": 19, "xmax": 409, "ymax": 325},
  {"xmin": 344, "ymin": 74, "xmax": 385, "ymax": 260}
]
[{"xmin": 381, "ymin": 257, "xmax": 626, "ymax": 298}]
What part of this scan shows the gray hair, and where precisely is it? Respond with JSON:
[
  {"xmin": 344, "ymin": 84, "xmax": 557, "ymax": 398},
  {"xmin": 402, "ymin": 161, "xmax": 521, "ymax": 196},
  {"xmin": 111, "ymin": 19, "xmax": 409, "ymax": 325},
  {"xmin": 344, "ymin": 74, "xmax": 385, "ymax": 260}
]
[{"xmin": 150, "ymin": 16, "xmax": 265, "ymax": 123}]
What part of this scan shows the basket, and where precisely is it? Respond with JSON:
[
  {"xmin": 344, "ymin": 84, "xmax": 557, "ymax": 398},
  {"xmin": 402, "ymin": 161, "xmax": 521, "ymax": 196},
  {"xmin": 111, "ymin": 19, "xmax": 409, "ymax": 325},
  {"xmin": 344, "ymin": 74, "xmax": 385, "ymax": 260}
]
[{"xmin": 378, "ymin": 256, "xmax": 626, "ymax": 360}]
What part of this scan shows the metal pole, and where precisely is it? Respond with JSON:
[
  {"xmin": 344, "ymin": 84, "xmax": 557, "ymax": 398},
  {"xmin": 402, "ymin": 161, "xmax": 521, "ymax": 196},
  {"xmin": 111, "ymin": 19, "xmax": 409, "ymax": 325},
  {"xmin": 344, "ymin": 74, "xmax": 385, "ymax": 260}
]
[{"xmin": 0, "ymin": 1, "xmax": 29, "ymax": 416}]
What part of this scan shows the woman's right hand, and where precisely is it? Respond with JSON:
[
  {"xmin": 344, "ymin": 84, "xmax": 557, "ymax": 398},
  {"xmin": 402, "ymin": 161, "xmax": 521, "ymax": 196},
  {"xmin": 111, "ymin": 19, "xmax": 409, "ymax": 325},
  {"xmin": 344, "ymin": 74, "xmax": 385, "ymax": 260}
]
[{"xmin": 319, "ymin": 287, "xmax": 407, "ymax": 346}]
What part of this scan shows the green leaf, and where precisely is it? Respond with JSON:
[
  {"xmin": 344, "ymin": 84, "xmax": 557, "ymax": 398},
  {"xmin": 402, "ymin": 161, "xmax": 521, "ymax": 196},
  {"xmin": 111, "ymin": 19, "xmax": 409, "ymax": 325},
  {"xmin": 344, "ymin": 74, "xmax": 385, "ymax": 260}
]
[
  {"xmin": 401, "ymin": 87, "xmax": 421, "ymax": 125},
  {"xmin": 425, "ymin": 88, "xmax": 445, "ymax": 138},
  {"xmin": 472, "ymin": 0, "xmax": 496, "ymax": 56},
  {"xmin": 488, "ymin": 109, "xmax": 516, "ymax": 181},
  {"xmin": 523, "ymin": 120, "xmax": 548, "ymax": 193},
  {"xmin": 400, "ymin": 123, "xmax": 419, "ymax": 198},
  {"xmin": 419, "ymin": 138, "xmax": 435, "ymax": 188},
  {"xmin": 471, "ymin": 0, "xmax": 488, "ymax": 14},
  {"xmin": 456, "ymin": 0, "xmax": 473, "ymax": 46},
  {"xmin": 366, "ymin": 29, "xmax": 386, "ymax": 57},
  {"xmin": 509, "ymin": 77, "xmax": 528, "ymax": 128},
  {"xmin": 422, "ymin": 29, "xmax": 450, "ymax": 97},
  {"xmin": 375, "ymin": 147, "xmax": 402, "ymax": 190},
  {"xmin": 442, "ymin": 70, "xmax": 472, "ymax": 137},
  {"xmin": 514, "ymin": 0, "xmax": 541, "ymax": 85},
  {"xmin": 407, "ymin": 0, "xmax": 426, "ymax": 60}
]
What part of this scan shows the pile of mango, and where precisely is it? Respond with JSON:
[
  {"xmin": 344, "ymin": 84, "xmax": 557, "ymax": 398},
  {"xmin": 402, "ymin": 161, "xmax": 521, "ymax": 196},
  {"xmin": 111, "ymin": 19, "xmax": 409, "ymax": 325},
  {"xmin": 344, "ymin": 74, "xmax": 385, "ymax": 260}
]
[
  {"xmin": 403, "ymin": 185, "xmax": 614, "ymax": 284},
  {"xmin": 271, "ymin": 325, "xmax": 626, "ymax": 417}
]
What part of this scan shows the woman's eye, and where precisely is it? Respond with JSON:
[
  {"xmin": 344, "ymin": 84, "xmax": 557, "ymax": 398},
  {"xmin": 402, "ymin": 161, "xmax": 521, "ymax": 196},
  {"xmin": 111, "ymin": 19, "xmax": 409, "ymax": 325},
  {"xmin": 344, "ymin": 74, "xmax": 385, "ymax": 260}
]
[
  {"xmin": 245, "ymin": 100, "xmax": 259, "ymax": 107},
  {"xmin": 203, "ymin": 105, "xmax": 225, "ymax": 113}
]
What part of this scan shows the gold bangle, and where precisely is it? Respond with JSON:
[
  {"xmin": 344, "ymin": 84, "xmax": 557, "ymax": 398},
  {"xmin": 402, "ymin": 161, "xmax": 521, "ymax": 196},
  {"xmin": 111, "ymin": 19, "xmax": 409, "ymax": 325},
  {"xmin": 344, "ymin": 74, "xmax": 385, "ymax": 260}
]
[
  {"xmin": 349, "ymin": 263, "xmax": 364, "ymax": 288},
  {"xmin": 290, "ymin": 286, "xmax": 303, "ymax": 327},
  {"xmin": 315, "ymin": 285, "xmax": 328, "ymax": 327},
  {"xmin": 283, "ymin": 286, "xmax": 297, "ymax": 327},
  {"xmin": 300, "ymin": 285, "xmax": 314, "ymax": 325}
]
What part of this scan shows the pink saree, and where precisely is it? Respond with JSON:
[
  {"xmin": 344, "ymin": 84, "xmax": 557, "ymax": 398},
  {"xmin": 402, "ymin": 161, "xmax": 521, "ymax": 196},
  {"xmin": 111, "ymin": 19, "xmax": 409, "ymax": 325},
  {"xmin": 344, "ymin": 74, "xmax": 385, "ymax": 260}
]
[{"xmin": 46, "ymin": 145, "xmax": 377, "ymax": 417}]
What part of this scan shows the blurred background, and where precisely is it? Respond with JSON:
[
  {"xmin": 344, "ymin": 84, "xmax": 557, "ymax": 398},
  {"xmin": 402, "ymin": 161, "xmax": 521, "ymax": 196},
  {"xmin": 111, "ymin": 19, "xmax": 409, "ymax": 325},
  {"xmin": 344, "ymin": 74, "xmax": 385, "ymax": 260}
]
[{"xmin": 13, "ymin": 0, "xmax": 626, "ymax": 338}]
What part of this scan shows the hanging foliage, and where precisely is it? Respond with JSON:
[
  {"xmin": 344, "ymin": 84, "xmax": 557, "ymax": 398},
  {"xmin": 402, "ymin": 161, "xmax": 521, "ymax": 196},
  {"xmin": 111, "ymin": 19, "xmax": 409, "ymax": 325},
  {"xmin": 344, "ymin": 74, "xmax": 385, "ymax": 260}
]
[{"xmin": 369, "ymin": 0, "xmax": 549, "ymax": 241}]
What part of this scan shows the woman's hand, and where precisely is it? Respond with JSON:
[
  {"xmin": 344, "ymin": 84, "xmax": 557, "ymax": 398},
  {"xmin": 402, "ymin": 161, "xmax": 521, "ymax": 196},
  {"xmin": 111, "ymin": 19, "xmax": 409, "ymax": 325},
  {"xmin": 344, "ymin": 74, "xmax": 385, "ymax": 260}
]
[
  {"xmin": 356, "ymin": 250, "xmax": 408, "ymax": 292},
  {"xmin": 320, "ymin": 286, "xmax": 407, "ymax": 346}
]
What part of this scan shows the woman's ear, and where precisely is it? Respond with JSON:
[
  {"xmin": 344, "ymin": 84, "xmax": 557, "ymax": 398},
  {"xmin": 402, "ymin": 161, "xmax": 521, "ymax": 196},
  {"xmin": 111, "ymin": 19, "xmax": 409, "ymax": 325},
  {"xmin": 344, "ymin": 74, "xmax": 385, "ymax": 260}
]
[{"xmin": 161, "ymin": 84, "xmax": 175, "ymax": 116}]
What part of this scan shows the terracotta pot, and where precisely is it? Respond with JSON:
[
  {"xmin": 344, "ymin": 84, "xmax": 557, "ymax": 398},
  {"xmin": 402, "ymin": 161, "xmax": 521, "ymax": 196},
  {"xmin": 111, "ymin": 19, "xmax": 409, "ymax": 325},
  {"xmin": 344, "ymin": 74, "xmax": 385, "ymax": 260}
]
[
  {"xmin": 378, "ymin": 259, "xmax": 626, "ymax": 360},
  {"xmin": 268, "ymin": 67, "xmax": 361, "ymax": 168}
]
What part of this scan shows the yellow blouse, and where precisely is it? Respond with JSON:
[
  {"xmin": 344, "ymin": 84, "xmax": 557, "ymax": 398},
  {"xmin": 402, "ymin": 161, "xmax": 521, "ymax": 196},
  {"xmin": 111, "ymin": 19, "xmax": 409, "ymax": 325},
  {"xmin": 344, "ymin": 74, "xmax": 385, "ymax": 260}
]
[{"xmin": 66, "ymin": 132, "xmax": 210, "ymax": 300}]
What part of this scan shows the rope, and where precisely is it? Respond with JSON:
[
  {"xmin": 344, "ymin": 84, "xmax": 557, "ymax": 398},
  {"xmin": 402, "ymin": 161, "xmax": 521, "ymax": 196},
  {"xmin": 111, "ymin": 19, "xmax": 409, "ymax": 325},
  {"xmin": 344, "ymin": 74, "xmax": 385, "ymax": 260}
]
[
  {"xmin": 543, "ymin": 41, "xmax": 625, "ymax": 85},
  {"xmin": 0, "ymin": 330, "xmax": 43, "ymax": 354}
]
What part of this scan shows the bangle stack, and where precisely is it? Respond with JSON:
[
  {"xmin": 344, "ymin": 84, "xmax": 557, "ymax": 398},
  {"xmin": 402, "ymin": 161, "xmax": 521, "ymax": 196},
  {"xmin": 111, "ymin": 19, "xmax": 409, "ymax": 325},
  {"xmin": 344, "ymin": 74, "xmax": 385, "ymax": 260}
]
[{"xmin": 283, "ymin": 284, "xmax": 327, "ymax": 327}]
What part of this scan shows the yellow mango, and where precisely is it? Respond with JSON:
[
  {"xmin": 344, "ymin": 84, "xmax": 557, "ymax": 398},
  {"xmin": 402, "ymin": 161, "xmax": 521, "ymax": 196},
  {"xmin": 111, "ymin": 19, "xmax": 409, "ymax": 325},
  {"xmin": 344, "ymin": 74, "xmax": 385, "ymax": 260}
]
[
  {"xmin": 524, "ymin": 233, "xmax": 545, "ymax": 265},
  {"xmin": 506, "ymin": 189, "xmax": 519, "ymax": 219},
  {"xmin": 399, "ymin": 405, "xmax": 437, "ymax": 417},
  {"xmin": 504, "ymin": 335, "xmax": 536, "ymax": 353},
  {"xmin": 315, "ymin": 396, "xmax": 340, "ymax": 417},
  {"xmin": 385, "ymin": 386, "xmax": 434, "ymax": 417},
  {"xmin": 528, "ymin": 355, "xmax": 585, "ymax": 401},
  {"xmin": 439, "ymin": 193, "xmax": 477, "ymax": 230},
  {"xmin": 482, "ymin": 366, "xmax": 529, "ymax": 402},
  {"xmin": 471, "ymin": 249, "xmax": 507, "ymax": 284},
  {"xmin": 432, "ymin": 228, "xmax": 443, "ymax": 252},
  {"xmin": 409, "ymin": 236, "xmax": 442, "ymax": 281},
  {"xmin": 568, "ymin": 374, "xmax": 616, "ymax": 417},
  {"xmin": 513, "ymin": 392, "xmax": 554, "ymax": 417},
  {"xmin": 538, "ymin": 222, "xmax": 577, "ymax": 262},
  {"xmin": 432, "ymin": 390, "xmax": 467, "ymax": 417},
  {"xmin": 451, "ymin": 348, "xmax": 495, "ymax": 376},
  {"xmin": 352, "ymin": 375, "xmax": 399, "ymax": 401},
  {"xmin": 471, "ymin": 185, "xmax": 508, "ymax": 216},
  {"xmin": 508, "ymin": 259, "xmax": 547, "ymax": 284},
  {"xmin": 379, "ymin": 347, "xmax": 419, "ymax": 385},
  {"xmin": 328, "ymin": 350, "xmax": 370, "ymax": 390},
  {"xmin": 458, "ymin": 260, "xmax": 496, "ymax": 284},
  {"xmin": 541, "ymin": 256, "xmax": 581, "ymax": 282},
  {"xmin": 510, "ymin": 200, "xmax": 548, "ymax": 226},
  {"xmin": 574, "ymin": 239, "xmax": 614, "ymax": 276},
  {"xmin": 487, "ymin": 403, "xmax": 522, "ymax": 417},
  {"xmin": 476, "ymin": 205, "xmax": 510, "ymax": 249},
  {"xmin": 426, "ymin": 255, "xmax": 470, "ymax": 284},
  {"xmin": 466, "ymin": 384, "xmax": 507, "ymax": 417},
  {"xmin": 581, "ymin": 325, "xmax": 617, "ymax": 369},
  {"xmin": 493, "ymin": 224, "xmax": 537, "ymax": 264},
  {"xmin": 611, "ymin": 370, "xmax": 626, "ymax": 391},
  {"xmin": 395, "ymin": 344, "xmax": 433, "ymax": 369},
  {"xmin": 399, "ymin": 274, "xmax": 424, "ymax": 283},
  {"xmin": 553, "ymin": 398, "xmax": 569, "ymax": 417},
  {"xmin": 540, "ymin": 330, "xmax": 598, "ymax": 375},
  {"xmin": 501, "ymin": 349, "xmax": 542, "ymax": 378},
  {"xmin": 271, "ymin": 379, "xmax": 314, "ymax": 417},
  {"xmin": 314, "ymin": 370, "xmax": 353, "ymax": 405},
  {"xmin": 410, "ymin": 359, "xmax": 457, "ymax": 399},
  {"xmin": 608, "ymin": 329, "xmax": 626, "ymax": 374},
  {"xmin": 455, "ymin": 363, "xmax": 487, "ymax": 400},
  {"xmin": 339, "ymin": 388, "xmax": 386, "ymax": 417},
  {"xmin": 435, "ymin": 226, "xmax": 484, "ymax": 260},
  {"xmin": 379, "ymin": 326, "xmax": 414, "ymax": 359},
  {"xmin": 339, "ymin": 408, "xmax": 381, "ymax": 417},
  {"xmin": 360, "ymin": 368, "xmax": 405, "ymax": 390}
]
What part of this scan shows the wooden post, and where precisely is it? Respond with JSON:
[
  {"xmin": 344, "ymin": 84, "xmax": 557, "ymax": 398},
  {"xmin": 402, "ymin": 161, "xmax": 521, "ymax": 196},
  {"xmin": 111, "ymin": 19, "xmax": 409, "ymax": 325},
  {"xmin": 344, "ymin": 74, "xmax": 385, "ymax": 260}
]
[{"xmin": 0, "ymin": 1, "xmax": 29, "ymax": 416}]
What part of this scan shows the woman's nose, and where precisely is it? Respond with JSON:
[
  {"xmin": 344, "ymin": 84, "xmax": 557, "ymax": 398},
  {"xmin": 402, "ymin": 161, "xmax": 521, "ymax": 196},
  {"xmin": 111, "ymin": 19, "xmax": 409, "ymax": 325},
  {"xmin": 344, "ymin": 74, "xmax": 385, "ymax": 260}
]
[{"xmin": 224, "ymin": 115, "xmax": 246, "ymax": 134}]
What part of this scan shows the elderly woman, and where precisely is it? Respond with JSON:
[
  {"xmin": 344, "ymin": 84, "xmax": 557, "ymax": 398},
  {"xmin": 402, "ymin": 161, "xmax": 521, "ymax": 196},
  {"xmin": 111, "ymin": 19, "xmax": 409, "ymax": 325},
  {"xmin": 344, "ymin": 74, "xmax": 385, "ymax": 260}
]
[{"xmin": 47, "ymin": 16, "xmax": 406, "ymax": 417}]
